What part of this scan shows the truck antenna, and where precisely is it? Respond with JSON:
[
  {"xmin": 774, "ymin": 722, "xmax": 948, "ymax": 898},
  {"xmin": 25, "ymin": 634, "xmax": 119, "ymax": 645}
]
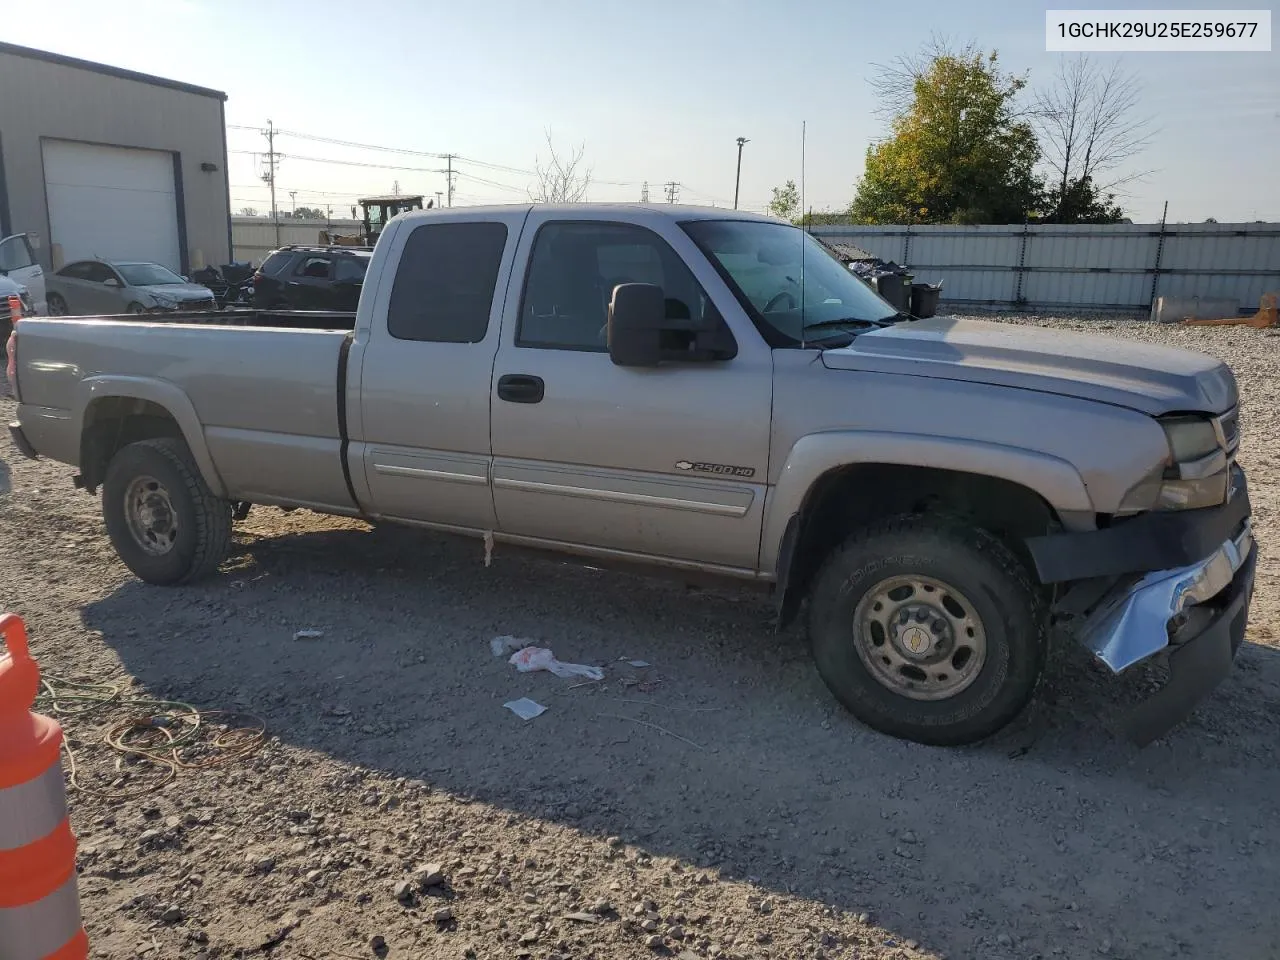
[{"xmin": 800, "ymin": 120, "xmax": 807, "ymax": 351}]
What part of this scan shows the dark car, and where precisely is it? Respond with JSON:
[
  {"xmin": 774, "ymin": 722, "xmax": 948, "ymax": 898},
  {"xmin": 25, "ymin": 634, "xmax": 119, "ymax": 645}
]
[{"xmin": 253, "ymin": 245, "xmax": 372, "ymax": 312}]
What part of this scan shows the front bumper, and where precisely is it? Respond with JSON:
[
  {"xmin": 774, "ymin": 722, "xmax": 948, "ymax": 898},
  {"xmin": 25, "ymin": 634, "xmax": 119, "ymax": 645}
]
[
  {"xmin": 7, "ymin": 420, "xmax": 38, "ymax": 460},
  {"xmin": 1029, "ymin": 468, "xmax": 1255, "ymax": 745}
]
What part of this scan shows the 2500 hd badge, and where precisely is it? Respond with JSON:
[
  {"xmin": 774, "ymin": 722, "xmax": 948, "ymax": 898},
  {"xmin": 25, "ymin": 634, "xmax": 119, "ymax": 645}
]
[{"xmin": 674, "ymin": 460, "xmax": 756, "ymax": 478}]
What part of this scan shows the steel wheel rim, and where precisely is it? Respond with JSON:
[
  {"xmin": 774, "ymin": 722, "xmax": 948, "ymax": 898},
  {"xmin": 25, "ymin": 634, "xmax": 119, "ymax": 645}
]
[
  {"xmin": 852, "ymin": 574, "xmax": 987, "ymax": 701},
  {"xmin": 48, "ymin": 296, "xmax": 67, "ymax": 316},
  {"xmin": 124, "ymin": 475, "xmax": 178, "ymax": 556}
]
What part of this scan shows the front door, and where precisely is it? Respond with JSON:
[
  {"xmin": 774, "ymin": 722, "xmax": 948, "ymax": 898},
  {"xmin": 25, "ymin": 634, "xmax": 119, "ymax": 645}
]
[
  {"xmin": 0, "ymin": 235, "xmax": 45, "ymax": 314},
  {"xmin": 489, "ymin": 212, "xmax": 773, "ymax": 574},
  {"xmin": 332, "ymin": 255, "xmax": 367, "ymax": 311}
]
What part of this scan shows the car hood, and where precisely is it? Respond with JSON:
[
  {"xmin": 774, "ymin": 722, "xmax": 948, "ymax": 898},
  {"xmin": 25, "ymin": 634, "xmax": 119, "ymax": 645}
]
[
  {"xmin": 135, "ymin": 283, "xmax": 214, "ymax": 300},
  {"xmin": 819, "ymin": 316, "xmax": 1237, "ymax": 415}
]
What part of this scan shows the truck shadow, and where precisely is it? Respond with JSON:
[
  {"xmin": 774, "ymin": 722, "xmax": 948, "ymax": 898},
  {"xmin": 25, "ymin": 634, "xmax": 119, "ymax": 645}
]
[{"xmin": 82, "ymin": 519, "xmax": 1280, "ymax": 960}]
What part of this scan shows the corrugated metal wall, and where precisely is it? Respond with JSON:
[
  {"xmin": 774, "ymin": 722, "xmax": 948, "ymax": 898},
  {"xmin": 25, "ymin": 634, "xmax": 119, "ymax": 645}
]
[
  {"xmin": 232, "ymin": 216, "xmax": 362, "ymax": 263},
  {"xmin": 812, "ymin": 222, "xmax": 1280, "ymax": 312}
]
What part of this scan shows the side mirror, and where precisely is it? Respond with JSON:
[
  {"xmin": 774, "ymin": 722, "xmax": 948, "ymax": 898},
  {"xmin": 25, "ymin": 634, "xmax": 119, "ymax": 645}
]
[
  {"xmin": 607, "ymin": 283, "xmax": 666, "ymax": 367},
  {"xmin": 104, "ymin": 278, "xmax": 121, "ymax": 288},
  {"xmin": 182, "ymin": 275, "xmax": 190, "ymax": 282}
]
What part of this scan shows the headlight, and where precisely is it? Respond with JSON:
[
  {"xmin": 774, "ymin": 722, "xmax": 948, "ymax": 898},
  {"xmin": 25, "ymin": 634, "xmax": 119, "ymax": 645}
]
[
  {"xmin": 1118, "ymin": 414, "xmax": 1231, "ymax": 512},
  {"xmin": 1161, "ymin": 415, "xmax": 1219, "ymax": 462},
  {"xmin": 152, "ymin": 295, "xmax": 177, "ymax": 309}
]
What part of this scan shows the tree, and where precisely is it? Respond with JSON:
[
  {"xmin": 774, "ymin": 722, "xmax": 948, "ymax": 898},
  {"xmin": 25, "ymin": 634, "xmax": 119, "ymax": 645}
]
[
  {"xmin": 294, "ymin": 206, "xmax": 326, "ymax": 220},
  {"xmin": 768, "ymin": 180, "xmax": 800, "ymax": 222},
  {"xmin": 1033, "ymin": 56, "xmax": 1151, "ymax": 223},
  {"xmin": 868, "ymin": 34, "xmax": 992, "ymax": 123},
  {"xmin": 852, "ymin": 48, "xmax": 1042, "ymax": 225},
  {"xmin": 237, "ymin": 206, "xmax": 258, "ymax": 216},
  {"xmin": 530, "ymin": 130, "xmax": 592, "ymax": 203}
]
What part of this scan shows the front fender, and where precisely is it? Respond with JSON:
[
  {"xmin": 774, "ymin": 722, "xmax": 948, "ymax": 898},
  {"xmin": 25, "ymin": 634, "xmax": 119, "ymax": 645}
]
[
  {"xmin": 760, "ymin": 430, "xmax": 1094, "ymax": 574},
  {"xmin": 73, "ymin": 376, "xmax": 228, "ymax": 498}
]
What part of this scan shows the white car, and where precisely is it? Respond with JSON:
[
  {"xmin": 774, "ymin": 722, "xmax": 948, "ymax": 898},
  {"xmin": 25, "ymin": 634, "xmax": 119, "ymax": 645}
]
[{"xmin": 0, "ymin": 233, "xmax": 46, "ymax": 315}]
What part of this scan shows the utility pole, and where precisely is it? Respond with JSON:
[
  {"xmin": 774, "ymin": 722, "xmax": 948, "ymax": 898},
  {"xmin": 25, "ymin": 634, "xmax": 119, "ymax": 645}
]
[
  {"xmin": 392, "ymin": 179, "xmax": 400, "ymax": 196},
  {"xmin": 289, "ymin": 190, "xmax": 297, "ymax": 217},
  {"xmin": 734, "ymin": 137, "xmax": 749, "ymax": 210},
  {"xmin": 640, "ymin": 181, "xmax": 650, "ymax": 203},
  {"xmin": 435, "ymin": 191, "xmax": 443, "ymax": 209},
  {"xmin": 446, "ymin": 155, "xmax": 455, "ymax": 207},
  {"xmin": 262, "ymin": 119, "xmax": 280, "ymax": 248},
  {"xmin": 664, "ymin": 181, "xmax": 680, "ymax": 204}
]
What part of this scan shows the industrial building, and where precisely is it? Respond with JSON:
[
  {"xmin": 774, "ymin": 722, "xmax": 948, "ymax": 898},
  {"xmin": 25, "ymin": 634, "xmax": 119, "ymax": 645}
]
[{"xmin": 0, "ymin": 42, "xmax": 231, "ymax": 275}]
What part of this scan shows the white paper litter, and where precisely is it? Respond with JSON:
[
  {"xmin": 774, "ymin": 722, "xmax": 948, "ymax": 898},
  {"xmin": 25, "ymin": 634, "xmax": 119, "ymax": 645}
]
[
  {"xmin": 509, "ymin": 646, "xmax": 605, "ymax": 681},
  {"xmin": 294, "ymin": 629, "xmax": 324, "ymax": 640},
  {"xmin": 627, "ymin": 660, "xmax": 651, "ymax": 668},
  {"xmin": 503, "ymin": 697, "xmax": 547, "ymax": 721}
]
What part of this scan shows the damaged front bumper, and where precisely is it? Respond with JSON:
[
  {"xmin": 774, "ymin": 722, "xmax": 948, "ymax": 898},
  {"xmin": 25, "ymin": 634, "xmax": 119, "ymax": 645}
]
[{"xmin": 1026, "ymin": 467, "xmax": 1255, "ymax": 745}]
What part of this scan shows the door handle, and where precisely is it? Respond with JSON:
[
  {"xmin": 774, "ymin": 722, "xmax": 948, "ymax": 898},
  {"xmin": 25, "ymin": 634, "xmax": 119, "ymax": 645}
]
[{"xmin": 497, "ymin": 374, "xmax": 545, "ymax": 404}]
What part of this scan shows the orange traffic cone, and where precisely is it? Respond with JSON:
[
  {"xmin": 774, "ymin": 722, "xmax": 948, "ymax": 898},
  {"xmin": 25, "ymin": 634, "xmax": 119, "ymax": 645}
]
[{"xmin": 0, "ymin": 613, "xmax": 89, "ymax": 959}]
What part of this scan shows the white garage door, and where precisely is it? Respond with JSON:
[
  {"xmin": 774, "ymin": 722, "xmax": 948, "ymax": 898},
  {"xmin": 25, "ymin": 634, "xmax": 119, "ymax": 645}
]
[{"xmin": 42, "ymin": 140, "xmax": 181, "ymax": 272}]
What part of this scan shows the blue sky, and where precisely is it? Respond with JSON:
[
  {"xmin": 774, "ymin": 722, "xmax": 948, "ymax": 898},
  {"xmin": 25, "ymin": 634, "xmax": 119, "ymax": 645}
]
[{"xmin": 6, "ymin": 0, "xmax": 1277, "ymax": 221}]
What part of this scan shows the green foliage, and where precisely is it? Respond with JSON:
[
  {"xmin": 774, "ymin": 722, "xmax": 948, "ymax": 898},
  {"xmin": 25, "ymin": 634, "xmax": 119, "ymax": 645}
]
[
  {"xmin": 768, "ymin": 180, "xmax": 801, "ymax": 222},
  {"xmin": 1040, "ymin": 177, "xmax": 1124, "ymax": 224},
  {"xmin": 851, "ymin": 51, "xmax": 1042, "ymax": 225}
]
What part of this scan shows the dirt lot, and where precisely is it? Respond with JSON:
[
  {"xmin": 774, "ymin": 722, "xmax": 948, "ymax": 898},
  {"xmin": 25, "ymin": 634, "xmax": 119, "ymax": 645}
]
[{"xmin": 2, "ymin": 316, "xmax": 1279, "ymax": 960}]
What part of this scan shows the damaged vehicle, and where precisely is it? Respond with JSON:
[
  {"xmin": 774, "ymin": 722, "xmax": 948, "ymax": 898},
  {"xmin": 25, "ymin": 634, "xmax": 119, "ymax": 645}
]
[{"xmin": 5, "ymin": 204, "xmax": 1255, "ymax": 747}]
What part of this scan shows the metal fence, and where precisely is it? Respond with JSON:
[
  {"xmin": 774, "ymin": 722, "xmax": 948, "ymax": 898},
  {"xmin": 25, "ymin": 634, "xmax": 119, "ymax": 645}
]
[
  {"xmin": 811, "ymin": 221, "xmax": 1280, "ymax": 313},
  {"xmin": 231, "ymin": 216, "xmax": 362, "ymax": 264}
]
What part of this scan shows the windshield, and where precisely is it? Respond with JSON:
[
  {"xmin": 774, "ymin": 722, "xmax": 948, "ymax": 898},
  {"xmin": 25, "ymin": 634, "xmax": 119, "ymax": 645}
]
[
  {"xmin": 681, "ymin": 219, "xmax": 899, "ymax": 346},
  {"xmin": 116, "ymin": 263, "xmax": 184, "ymax": 286}
]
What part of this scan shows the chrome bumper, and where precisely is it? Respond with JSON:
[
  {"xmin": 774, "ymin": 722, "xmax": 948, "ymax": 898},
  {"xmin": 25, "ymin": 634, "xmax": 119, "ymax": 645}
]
[{"xmin": 1080, "ymin": 521, "xmax": 1254, "ymax": 673}]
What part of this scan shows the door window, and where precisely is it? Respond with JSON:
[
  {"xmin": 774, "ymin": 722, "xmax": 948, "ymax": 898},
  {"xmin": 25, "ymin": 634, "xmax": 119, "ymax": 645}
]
[
  {"xmin": 386, "ymin": 222, "xmax": 508, "ymax": 343},
  {"xmin": 82, "ymin": 262, "xmax": 117, "ymax": 284},
  {"xmin": 334, "ymin": 257, "xmax": 369, "ymax": 283},
  {"xmin": 517, "ymin": 221, "xmax": 722, "ymax": 352},
  {"xmin": 295, "ymin": 257, "xmax": 332, "ymax": 279},
  {"xmin": 0, "ymin": 235, "xmax": 34, "ymax": 272}
]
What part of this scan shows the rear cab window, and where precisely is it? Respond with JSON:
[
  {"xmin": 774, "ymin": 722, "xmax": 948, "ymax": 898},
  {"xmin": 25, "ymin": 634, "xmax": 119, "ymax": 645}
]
[{"xmin": 386, "ymin": 222, "xmax": 508, "ymax": 343}]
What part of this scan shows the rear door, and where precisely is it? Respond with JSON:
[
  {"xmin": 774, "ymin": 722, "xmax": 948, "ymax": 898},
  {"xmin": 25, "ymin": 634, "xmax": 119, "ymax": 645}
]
[
  {"xmin": 351, "ymin": 210, "xmax": 526, "ymax": 530},
  {"xmin": 331, "ymin": 255, "xmax": 368, "ymax": 311},
  {"xmin": 0, "ymin": 235, "xmax": 46, "ymax": 314},
  {"xmin": 286, "ymin": 254, "xmax": 333, "ymax": 309}
]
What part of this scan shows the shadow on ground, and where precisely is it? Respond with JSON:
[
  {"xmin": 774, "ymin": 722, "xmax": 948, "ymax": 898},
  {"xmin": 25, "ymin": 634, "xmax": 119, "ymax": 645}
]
[{"xmin": 83, "ymin": 521, "xmax": 1280, "ymax": 959}]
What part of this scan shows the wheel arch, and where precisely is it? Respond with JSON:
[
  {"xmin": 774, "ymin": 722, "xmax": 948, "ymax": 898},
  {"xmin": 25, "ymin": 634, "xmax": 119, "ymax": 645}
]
[
  {"xmin": 767, "ymin": 433, "xmax": 1090, "ymax": 630},
  {"xmin": 74, "ymin": 377, "xmax": 226, "ymax": 498}
]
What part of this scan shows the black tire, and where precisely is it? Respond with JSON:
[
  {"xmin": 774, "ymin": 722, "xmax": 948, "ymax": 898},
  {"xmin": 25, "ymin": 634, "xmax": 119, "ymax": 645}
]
[
  {"xmin": 127, "ymin": 302, "xmax": 146, "ymax": 314},
  {"xmin": 102, "ymin": 438, "xmax": 232, "ymax": 586},
  {"xmin": 47, "ymin": 292, "xmax": 69, "ymax": 316},
  {"xmin": 806, "ymin": 515, "xmax": 1046, "ymax": 746}
]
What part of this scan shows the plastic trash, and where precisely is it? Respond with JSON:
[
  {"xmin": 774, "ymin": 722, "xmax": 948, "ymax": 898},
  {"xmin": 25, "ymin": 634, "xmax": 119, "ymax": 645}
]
[
  {"xmin": 490, "ymin": 636, "xmax": 526, "ymax": 657},
  {"xmin": 504, "ymin": 697, "xmax": 547, "ymax": 721},
  {"xmin": 509, "ymin": 647, "xmax": 605, "ymax": 681},
  {"xmin": 294, "ymin": 629, "xmax": 324, "ymax": 641},
  {"xmin": 625, "ymin": 660, "xmax": 651, "ymax": 668}
]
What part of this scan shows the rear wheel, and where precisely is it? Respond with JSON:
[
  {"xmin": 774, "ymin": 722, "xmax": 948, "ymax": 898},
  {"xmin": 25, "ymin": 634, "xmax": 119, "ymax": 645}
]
[
  {"xmin": 102, "ymin": 438, "xmax": 232, "ymax": 585},
  {"xmin": 47, "ymin": 293, "xmax": 69, "ymax": 316},
  {"xmin": 806, "ymin": 516, "xmax": 1046, "ymax": 746}
]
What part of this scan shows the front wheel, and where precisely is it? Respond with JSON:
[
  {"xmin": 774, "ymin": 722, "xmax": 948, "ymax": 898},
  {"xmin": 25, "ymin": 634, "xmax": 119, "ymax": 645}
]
[
  {"xmin": 806, "ymin": 516, "xmax": 1046, "ymax": 746},
  {"xmin": 102, "ymin": 438, "xmax": 232, "ymax": 585},
  {"xmin": 127, "ymin": 302, "xmax": 146, "ymax": 314},
  {"xmin": 47, "ymin": 292, "xmax": 69, "ymax": 316}
]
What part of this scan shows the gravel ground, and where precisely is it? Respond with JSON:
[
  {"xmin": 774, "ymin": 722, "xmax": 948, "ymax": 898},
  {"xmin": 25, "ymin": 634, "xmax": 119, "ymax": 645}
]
[{"xmin": 1, "ymin": 315, "xmax": 1278, "ymax": 960}]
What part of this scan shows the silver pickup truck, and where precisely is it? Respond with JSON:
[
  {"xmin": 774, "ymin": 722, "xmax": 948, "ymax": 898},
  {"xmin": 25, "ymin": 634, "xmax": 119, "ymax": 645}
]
[{"xmin": 6, "ymin": 204, "xmax": 1256, "ymax": 747}]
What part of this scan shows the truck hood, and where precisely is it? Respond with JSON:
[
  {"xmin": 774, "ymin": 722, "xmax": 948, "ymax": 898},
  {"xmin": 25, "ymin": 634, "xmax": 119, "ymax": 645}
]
[
  {"xmin": 136, "ymin": 283, "xmax": 214, "ymax": 301},
  {"xmin": 819, "ymin": 316, "xmax": 1238, "ymax": 415}
]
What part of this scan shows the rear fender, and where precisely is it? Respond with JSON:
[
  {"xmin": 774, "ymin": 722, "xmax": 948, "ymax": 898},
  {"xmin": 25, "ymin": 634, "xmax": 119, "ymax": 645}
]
[{"xmin": 73, "ymin": 376, "xmax": 227, "ymax": 498}]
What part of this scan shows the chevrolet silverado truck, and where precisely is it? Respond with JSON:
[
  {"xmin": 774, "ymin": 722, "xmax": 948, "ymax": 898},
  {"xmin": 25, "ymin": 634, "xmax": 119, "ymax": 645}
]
[{"xmin": 6, "ymin": 204, "xmax": 1256, "ymax": 747}]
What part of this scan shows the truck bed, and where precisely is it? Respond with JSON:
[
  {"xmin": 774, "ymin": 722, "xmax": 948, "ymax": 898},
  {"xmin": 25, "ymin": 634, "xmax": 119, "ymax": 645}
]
[{"xmin": 12, "ymin": 313, "xmax": 357, "ymax": 512}]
